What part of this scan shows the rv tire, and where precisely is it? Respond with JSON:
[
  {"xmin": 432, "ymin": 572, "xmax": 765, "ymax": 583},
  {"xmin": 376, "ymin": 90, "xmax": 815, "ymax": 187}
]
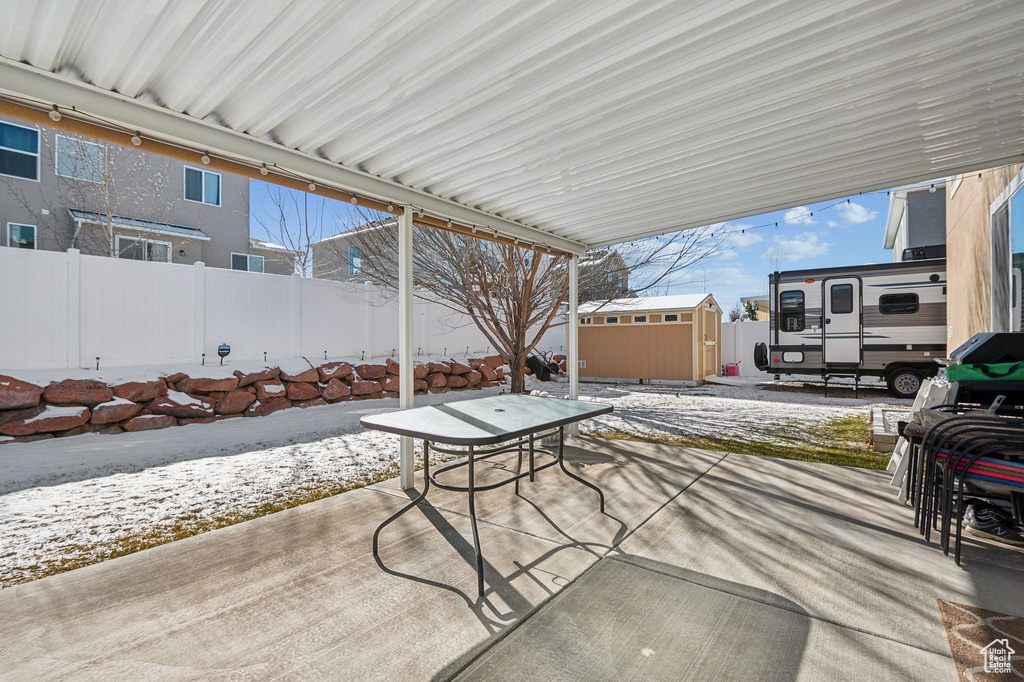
[{"xmin": 886, "ymin": 367, "xmax": 923, "ymax": 399}]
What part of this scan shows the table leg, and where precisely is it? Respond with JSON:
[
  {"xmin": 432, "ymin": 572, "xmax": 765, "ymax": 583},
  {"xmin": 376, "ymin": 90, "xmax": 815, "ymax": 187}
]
[
  {"xmin": 529, "ymin": 433, "xmax": 535, "ymax": 482},
  {"xmin": 372, "ymin": 440, "xmax": 431, "ymax": 557},
  {"xmin": 557, "ymin": 425, "xmax": 605, "ymax": 513},
  {"xmin": 514, "ymin": 441, "xmax": 523, "ymax": 495},
  {"xmin": 467, "ymin": 444, "xmax": 485, "ymax": 598}
]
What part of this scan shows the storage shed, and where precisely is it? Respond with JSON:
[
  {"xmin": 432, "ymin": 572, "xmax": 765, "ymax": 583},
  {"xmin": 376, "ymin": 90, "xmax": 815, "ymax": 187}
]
[{"xmin": 577, "ymin": 294, "xmax": 722, "ymax": 383}]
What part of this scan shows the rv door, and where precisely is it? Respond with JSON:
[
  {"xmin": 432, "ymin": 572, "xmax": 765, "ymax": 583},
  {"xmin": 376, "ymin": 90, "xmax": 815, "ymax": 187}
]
[{"xmin": 823, "ymin": 277, "xmax": 862, "ymax": 365}]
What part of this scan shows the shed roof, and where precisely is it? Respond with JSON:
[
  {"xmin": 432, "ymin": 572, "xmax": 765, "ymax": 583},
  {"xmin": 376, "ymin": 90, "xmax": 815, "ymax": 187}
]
[{"xmin": 579, "ymin": 294, "xmax": 715, "ymax": 314}]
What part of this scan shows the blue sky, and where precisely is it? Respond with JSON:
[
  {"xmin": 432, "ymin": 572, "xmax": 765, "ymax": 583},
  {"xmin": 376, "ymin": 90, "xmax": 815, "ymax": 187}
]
[{"xmin": 249, "ymin": 180, "xmax": 894, "ymax": 303}]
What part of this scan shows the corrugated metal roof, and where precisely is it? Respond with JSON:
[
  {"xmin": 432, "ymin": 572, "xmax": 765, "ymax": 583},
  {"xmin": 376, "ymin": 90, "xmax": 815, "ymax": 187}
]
[
  {"xmin": 579, "ymin": 294, "xmax": 713, "ymax": 314},
  {"xmin": 5, "ymin": 1, "xmax": 1024, "ymax": 250},
  {"xmin": 68, "ymin": 209, "xmax": 210, "ymax": 240}
]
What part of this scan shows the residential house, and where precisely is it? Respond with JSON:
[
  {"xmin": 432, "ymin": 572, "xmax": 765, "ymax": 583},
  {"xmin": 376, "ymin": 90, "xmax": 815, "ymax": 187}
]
[
  {"xmin": 0, "ymin": 115, "xmax": 293, "ymax": 275},
  {"xmin": 578, "ymin": 249, "xmax": 631, "ymax": 301},
  {"xmin": 310, "ymin": 220, "xmax": 388, "ymax": 281},
  {"xmin": 883, "ymin": 180, "xmax": 947, "ymax": 262},
  {"xmin": 739, "ymin": 294, "xmax": 769, "ymax": 320}
]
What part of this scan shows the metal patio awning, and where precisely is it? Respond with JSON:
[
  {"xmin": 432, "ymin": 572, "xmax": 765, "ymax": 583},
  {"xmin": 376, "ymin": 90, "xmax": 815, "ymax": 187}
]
[{"xmin": 1, "ymin": 0, "xmax": 1023, "ymax": 253}]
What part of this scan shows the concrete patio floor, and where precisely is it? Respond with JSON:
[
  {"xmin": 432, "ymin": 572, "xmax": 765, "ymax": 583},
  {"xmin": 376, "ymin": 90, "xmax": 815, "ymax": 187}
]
[{"xmin": 1, "ymin": 437, "xmax": 1021, "ymax": 680}]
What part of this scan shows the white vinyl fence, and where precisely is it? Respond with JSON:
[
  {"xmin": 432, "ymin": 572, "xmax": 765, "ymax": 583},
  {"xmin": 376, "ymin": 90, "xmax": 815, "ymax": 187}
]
[
  {"xmin": 0, "ymin": 247, "xmax": 565, "ymax": 370},
  {"xmin": 721, "ymin": 320, "xmax": 770, "ymax": 377}
]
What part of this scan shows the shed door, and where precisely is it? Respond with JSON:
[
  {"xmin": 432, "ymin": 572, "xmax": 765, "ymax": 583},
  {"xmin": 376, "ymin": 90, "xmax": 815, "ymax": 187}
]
[{"xmin": 823, "ymin": 277, "xmax": 861, "ymax": 365}]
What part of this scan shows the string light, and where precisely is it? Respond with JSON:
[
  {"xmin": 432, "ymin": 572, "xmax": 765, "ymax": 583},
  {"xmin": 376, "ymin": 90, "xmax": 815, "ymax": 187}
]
[
  {"xmin": 929, "ymin": 183, "xmax": 936, "ymax": 193},
  {"xmin": 446, "ymin": 220, "xmax": 453, "ymax": 227},
  {"xmin": 48, "ymin": 105, "xmax": 61, "ymax": 122},
  {"xmin": 387, "ymin": 204, "xmax": 394, "ymax": 212},
  {"xmin": 308, "ymin": 182, "xmax": 317, "ymax": 191},
  {"xmin": 130, "ymin": 132, "xmax": 142, "ymax": 146},
  {"xmin": 200, "ymin": 152, "xmax": 211, "ymax": 164},
  {"xmin": 350, "ymin": 197, "xmax": 358, "ymax": 204},
  {"xmin": 260, "ymin": 164, "xmax": 269, "ymax": 176}
]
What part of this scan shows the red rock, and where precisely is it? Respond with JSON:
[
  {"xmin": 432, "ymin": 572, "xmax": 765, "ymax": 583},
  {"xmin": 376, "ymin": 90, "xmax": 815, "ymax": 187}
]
[
  {"xmin": 381, "ymin": 391, "xmax": 398, "ymax": 399},
  {"xmin": 351, "ymin": 380, "xmax": 383, "ymax": 396},
  {"xmin": 243, "ymin": 386, "xmax": 257, "ymax": 394},
  {"xmin": 428, "ymin": 362, "xmax": 451, "ymax": 375},
  {"xmin": 179, "ymin": 414, "xmax": 244, "ymax": 425},
  {"xmin": 386, "ymin": 358, "xmax": 401, "ymax": 375},
  {"xmin": 90, "ymin": 398, "xmax": 142, "ymax": 425},
  {"xmin": 0, "ymin": 375, "xmax": 44, "ymax": 410},
  {"xmin": 428, "ymin": 387, "xmax": 449, "ymax": 394},
  {"xmin": 215, "ymin": 390, "xmax": 256, "ymax": 415},
  {"xmin": 56, "ymin": 423, "xmax": 103, "ymax": 437},
  {"xmin": 245, "ymin": 398, "xmax": 292, "ymax": 417},
  {"xmin": 42, "ymin": 379, "xmax": 112, "ymax": 407},
  {"xmin": 413, "ymin": 364, "xmax": 429, "ymax": 380},
  {"xmin": 0, "ymin": 405, "xmax": 91, "ymax": 436},
  {"xmin": 425, "ymin": 373, "xmax": 447, "ymax": 388},
  {"xmin": 356, "ymin": 364, "xmax": 387, "ymax": 380},
  {"xmin": 414, "ymin": 379, "xmax": 428, "ymax": 392},
  {"xmin": 255, "ymin": 381, "xmax": 287, "ymax": 401},
  {"xmin": 11, "ymin": 433, "xmax": 55, "ymax": 443},
  {"xmin": 479, "ymin": 365, "xmax": 497, "ymax": 382},
  {"xmin": 523, "ymin": 365, "xmax": 533, "ymax": 375},
  {"xmin": 147, "ymin": 391, "xmax": 215, "ymax": 418},
  {"xmin": 279, "ymin": 361, "xmax": 318, "ymax": 383},
  {"xmin": 317, "ymin": 362, "xmax": 352, "ymax": 383},
  {"xmin": 558, "ymin": 360, "xmax": 567, "ymax": 372},
  {"xmin": 381, "ymin": 375, "xmax": 400, "ymax": 392},
  {"xmin": 553, "ymin": 354, "xmax": 566, "ymax": 363},
  {"xmin": 113, "ymin": 380, "xmax": 166, "ymax": 403},
  {"xmin": 234, "ymin": 368, "xmax": 280, "ymax": 387},
  {"xmin": 123, "ymin": 415, "xmax": 176, "ymax": 431},
  {"xmin": 449, "ymin": 361, "xmax": 472, "ymax": 375},
  {"xmin": 165, "ymin": 372, "xmax": 187, "ymax": 385},
  {"xmin": 483, "ymin": 355, "xmax": 504, "ymax": 369},
  {"xmin": 296, "ymin": 398, "xmax": 327, "ymax": 408},
  {"xmin": 353, "ymin": 392, "xmax": 382, "ymax": 400},
  {"xmin": 98, "ymin": 424, "xmax": 122, "ymax": 435},
  {"xmin": 177, "ymin": 376, "xmax": 238, "ymax": 394},
  {"xmin": 446, "ymin": 375, "xmax": 468, "ymax": 388},
  {"xmin": 496, "ymin": 367, "xmax": 505, "ymax": 380},
  {"xmin": 465, "ymin": 371, "xmax": 482, "ymax": 387},
  {"xmin": 286, "ymin": 382, "xmax": 320, "ymax": 401},
  {"xmin": 322, "ymin": 378, "xmax": 351, "ymax": 402},
  {"xmin": 468, "ymin": 358, "xmax": 485, "ymax": 369}
]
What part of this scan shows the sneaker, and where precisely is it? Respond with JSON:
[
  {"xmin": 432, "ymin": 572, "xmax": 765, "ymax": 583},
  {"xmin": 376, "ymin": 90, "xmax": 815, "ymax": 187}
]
[{"xmin": 965, "ymin": 504, "xmax": 1024, "ymax": 546}]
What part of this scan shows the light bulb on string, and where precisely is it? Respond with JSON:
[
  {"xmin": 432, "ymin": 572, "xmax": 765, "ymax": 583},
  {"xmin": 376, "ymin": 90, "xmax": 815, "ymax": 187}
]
[{"xmin": 48, "ymin": 105, "xmax": 61, "ymax": 122}]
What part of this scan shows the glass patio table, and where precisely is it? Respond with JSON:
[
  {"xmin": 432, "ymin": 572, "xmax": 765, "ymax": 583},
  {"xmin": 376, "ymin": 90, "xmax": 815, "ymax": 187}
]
[{"xmin": 361, "ymin": 393, "xmax": 613, "ymax": 598}]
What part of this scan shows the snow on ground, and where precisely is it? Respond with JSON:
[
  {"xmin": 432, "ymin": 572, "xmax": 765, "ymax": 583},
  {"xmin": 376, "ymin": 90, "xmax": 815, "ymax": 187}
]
[{"xmin": 0, "ymin": 374, "xmax": 907, "ymax": 587}]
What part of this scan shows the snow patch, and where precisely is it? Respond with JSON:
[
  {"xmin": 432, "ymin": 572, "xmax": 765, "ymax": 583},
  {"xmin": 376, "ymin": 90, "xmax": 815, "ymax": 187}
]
[
  {"xmin": 23, "ymin": 405, "xmax": 88, "ymax": 424},
  {"xmin": 165, "ymin": 390, "xmax": 207, "ymax": 407}
]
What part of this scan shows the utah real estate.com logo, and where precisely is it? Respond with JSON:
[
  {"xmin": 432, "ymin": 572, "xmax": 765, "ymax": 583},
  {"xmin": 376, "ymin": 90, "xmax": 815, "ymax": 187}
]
[{"xmin": 980, "ymin": 638, "xmax": 1015, "ymax": 674}]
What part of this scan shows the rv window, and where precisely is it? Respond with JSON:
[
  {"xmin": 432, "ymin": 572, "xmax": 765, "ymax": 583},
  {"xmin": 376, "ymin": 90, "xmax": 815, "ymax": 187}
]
[
  {"xmin": 879, "ymin": 293, "xmax": 919, "ymax": 314},
  {"xmin": 779, "ymin": 291, "xmax": 805, "ymax": 332},
  {"xmin": 830, "ymin": 283, "xmax": 854, "ymax": 314}
]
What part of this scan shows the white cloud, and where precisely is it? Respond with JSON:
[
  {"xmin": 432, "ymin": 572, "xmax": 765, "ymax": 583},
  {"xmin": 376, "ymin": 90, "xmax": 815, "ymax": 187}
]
[
  {"xmin": 718, "ymin": 248, "xmax": 738, "ymax": 260},
  {"xmin": 783, "ymin": 206, "xmax": 816, "ymax": 225},
  {"xmin": 835, "ymin": 200, "xmax": 877, "ymax": 224},
  {"xmin": 760, "ymin": 232, "xmax": 831, "ymax": 262},
  {"xmin": 726, "ymin": 228, "xmax": 763, "ymax": 249},
  {"xmin": 827, "ymin": 220, "xmax": 839, "ymax": 228}
]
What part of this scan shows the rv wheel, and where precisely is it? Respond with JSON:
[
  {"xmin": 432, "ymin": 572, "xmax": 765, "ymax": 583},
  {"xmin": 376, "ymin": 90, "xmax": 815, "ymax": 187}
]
[{"xmin": 886, "ymin": 368, "xmax": 923, "ymax": 399}]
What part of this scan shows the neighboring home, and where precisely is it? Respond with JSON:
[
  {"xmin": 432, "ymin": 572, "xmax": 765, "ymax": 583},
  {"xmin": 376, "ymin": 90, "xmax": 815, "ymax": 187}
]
[
  {"xmin": 310, "ymin": 220, "xmax": 390, "ymax": 281},
  {"xmin": 883, "ymin": 180, "xmax": 947, "ymax": 262},
  {"xmin": 945, "ymin": 164, "xmax": 1024, "ymax": 348},
  {"xmin": 576, "ymin": 294, "xmax": 722, "ymax": 384},
  {"xmin": 739, "ymin": 294, "xmax": 770, "ymax": 321},
  {"xmin": 578, "ymin": 249, "xmax": 630, "ymax": 300},
  {"xmin": 0, "ymin": 115, "xmax": 293, "ymax": 275}
]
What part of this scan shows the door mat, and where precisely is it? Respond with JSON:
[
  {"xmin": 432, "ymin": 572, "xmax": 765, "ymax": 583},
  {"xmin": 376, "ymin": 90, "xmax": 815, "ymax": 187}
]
[{"xmin": 938, "ymin": 599, "xmax": 1023, "ymax": 679}]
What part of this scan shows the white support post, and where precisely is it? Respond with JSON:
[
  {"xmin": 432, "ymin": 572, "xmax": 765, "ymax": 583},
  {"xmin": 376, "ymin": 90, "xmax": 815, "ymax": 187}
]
[
  {"xmin": 193, "ymin": 261, "xmax": 205, "ymax": 363},
  {"xmin": 568, "ymin": 254, "xmax": 580, "ymax": 436},
  {"xmin": 66, "ymin": 248, "xmax": 81, "ymax": 369},
  {"xmin": 398, "ymin": 206, "xmax": 416, "ymax": 490}
]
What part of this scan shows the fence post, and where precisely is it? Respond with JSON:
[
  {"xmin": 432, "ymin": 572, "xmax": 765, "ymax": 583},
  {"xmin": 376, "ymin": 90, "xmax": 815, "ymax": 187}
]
[
  {"xmin": 66, "ymin": 248, "xmax": 81, "ymax": 369},
  {"xmin": 193, "ymin": 261, "xmax": 205, "ymax": 363},
  {"xmin": 364, "ymin": 282, "xmax": 373, "ymax": 358},
  {"xmin": 291, "ymin": 273, "xmax": 302, "ymax": 357}
]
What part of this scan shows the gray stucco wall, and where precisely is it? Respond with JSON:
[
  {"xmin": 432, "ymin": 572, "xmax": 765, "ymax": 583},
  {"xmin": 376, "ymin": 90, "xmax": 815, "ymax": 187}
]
[
  {"xmin": 905, "ymin": 188, "xmax": 946, "ymax": 249},
  {"xmin": 0, "ymin": 115, "xmax": 266, "ymax": 271}
]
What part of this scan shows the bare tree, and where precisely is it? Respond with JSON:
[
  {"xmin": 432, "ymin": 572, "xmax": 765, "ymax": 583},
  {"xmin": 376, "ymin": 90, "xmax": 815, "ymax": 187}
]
[
  {"xmin": 330, "ymin": 208, "xmax": 722, "ymax": 392},
  {"xmin": 728, "ymin": 301, "xmax": 743, "ymax": 322},
  {"xmin": 250, "ymin": 185, "xmax": 334, "ymax": 276}
]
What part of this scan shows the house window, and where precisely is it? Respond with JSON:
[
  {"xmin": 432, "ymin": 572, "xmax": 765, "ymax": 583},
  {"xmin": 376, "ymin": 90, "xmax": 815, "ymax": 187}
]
[
  {"xmin": 879, "ymin": 293, "xmax": 919, "ymax": 315},
  {"xmin": 349, "ymin": 245, "xmax": 362, "ymax": 275},
  {"xmin": 7, "ymin": 223, "xmax": 36, "ymax": 249},
  {"xmin": 633, "ymin": 315, "xmax": 647, "ymax": 323},
  {"xmin": 605, "ymin": 316, "xmax": 618, "ymax": 324},
  {"xmin": 830, "ymin": 283, "xmax": 854, "ymax": 314},
  {"xmin": 664, "ymin": 313, "xmax": 679, "ymax": 322},
  {"xmin": 231, "ymin": 253, "xmax": 265, "ymax": 272},
  {"xmin": 116, "ymin": 235, "xmax": 171, "ymax": 262},
  {"xmin": 991, "ymin": 177, "xmax": 1024, "ymax": 332},
  {"xmin": 0, "ymin": 121, "xmax": 39, "ymax": 181},
  {"xmin": 779, "ymin": 290, "xmax": 805, "ymax": 332},
  {"xmin": 184, "ymin": 167, "xmax": 221, "ymax": 206},
  {"xmin": 55, "ymin": 134, "xmax": 104, "ymax": 182}
]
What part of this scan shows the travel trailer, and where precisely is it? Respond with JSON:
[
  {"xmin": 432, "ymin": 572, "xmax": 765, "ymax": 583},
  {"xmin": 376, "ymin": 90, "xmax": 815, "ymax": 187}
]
[{"xmin": 753, "ymin": 259, "xmax": 947, "ymax": 398}]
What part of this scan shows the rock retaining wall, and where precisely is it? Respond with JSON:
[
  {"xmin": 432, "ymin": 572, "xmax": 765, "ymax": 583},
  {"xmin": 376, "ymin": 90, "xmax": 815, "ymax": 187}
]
[{"xmin": 0, "ymin": 356, "xmax": 510, "ymax": 444}]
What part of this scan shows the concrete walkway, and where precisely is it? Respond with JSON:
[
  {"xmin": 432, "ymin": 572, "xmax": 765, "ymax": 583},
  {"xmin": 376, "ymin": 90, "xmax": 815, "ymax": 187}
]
[{"xmin": 1, "ymin": 438, "xmax": 1021, "ymax": 680}]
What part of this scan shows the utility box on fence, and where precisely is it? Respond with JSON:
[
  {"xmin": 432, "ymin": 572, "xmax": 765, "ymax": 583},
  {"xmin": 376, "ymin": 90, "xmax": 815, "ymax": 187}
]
[{"xmin": 575, "ymin": 294, "xmax": 721, "ymax": 383}]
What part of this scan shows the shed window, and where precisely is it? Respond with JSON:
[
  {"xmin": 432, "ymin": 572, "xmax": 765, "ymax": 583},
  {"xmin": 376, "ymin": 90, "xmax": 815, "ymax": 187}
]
[
  {"xmin": 633, "ymin": 315, "xmax": 647, "ymax": 323},
  {"xmin": 879, "ymin": 293, "xmax": 919, "ymax": 315},
  {"xmin": 779, "ymin": 290, "xmax": 805, "ymax": 332},
  {"xmin": 605, "ymin": 316, "xmax": 618, "ymax": 324},
  {"xmin": 663, "ymin": 313, "xmax": 678, "ymax": 322},
  {"xmin": 830, "ymin": 283, "xmax": 853, "ymax": 314}
]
